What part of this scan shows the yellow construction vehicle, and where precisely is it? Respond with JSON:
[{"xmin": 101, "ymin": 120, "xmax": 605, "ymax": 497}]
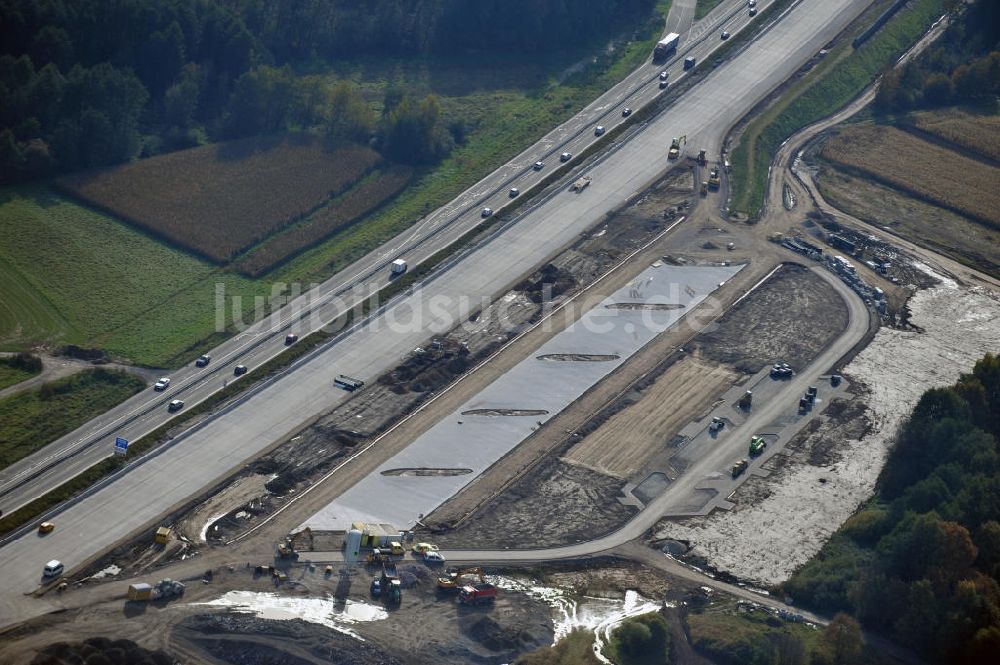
[
  {"xmin": 366, "ymin": 548, "xmax": 394, "ymax": 566},
  {"xmin": 668, "ymin": 137, "xmax": 682, "ymax": 160},
  {"xmin": 437, "ymin": 567, "xmax": 487, "ymax": 592},
  {"xmin": 700, "ymin": 181, "xmax": 708, "ymax": 196},
  {"xmin": 708, "ymin": 167, "xmax": 720, "ymax": 190}
]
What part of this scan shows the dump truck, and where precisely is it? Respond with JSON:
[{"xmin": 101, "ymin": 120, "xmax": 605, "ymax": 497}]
[
  {"xmin": 459, "ymin": 583, "xmax": 498, "ymax": 605},
  {"xmin": 708, "ymin": 167, "xmax": 720, "ymax": 190},
  {"xmin": 381, "ymin": 563, "xmax": 402, "ymax": 604},
  {"xmin": 437, "ymin": 567, "xmax": 486, "ymax": 592},
  {"xmin": 127, "ymin": 579, "xmax": 185, "ymax": 602},
  {"xmin": 697, "ymin": 149, "xmax": 707, "ymax": 166},
  {"xmin": 653, "ymin": 32, "xmax": 680, "ymax": 60},
  {"xmin": 668, "ymin": 137, "xmax": 682, "ymax": 160},
  {"xmin": 571, "ymin": 176, "xmax": 592, "ymax": 192},
  {"xmin": 749, "ymin": 435, "xmax": 766, "ymax": 456},
  {"xmin": 731, "ymin": 459, "xmax": 749, "ymax": 478}
]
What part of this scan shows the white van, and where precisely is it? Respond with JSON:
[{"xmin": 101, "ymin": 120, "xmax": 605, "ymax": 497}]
[{"xmin": 43, "ymin": 560, "xmax": 63, "ymax": 577}]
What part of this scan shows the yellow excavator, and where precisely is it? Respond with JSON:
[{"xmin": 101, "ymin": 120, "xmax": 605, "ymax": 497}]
[
  {"xmin": 437, "ymin": 567, "xmax": 486, "ymax": 592},
  {"xmin": 668, "ymin": 135, "xmax": 686, "ymax": 159}
]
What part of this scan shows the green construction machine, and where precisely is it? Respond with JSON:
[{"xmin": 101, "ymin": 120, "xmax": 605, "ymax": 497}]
[{"xmin": 749, "ymin": 436, "xmax": 767, "ymax": 456}]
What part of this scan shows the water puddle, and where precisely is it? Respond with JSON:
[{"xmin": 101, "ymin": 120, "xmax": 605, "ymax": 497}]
[
  {"xmin": 194, "ymin": 590, "xmax": 387, "ymax": 640},
  {"xmin": 488, "ymin": 575, "xmax": 661, "ymax": 662}
]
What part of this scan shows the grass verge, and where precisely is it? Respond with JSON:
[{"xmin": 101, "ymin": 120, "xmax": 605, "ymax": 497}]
[
  {"xmin": 0, "ymin": 369, "xmax": 145, "ymax": 469},
  {"xmin": 728, "ymin": 0, "xmax": 949, "ymax": 218},
  {"xmin": 0, "ymin": 354, "xmax": 42, "ymax": 391}
]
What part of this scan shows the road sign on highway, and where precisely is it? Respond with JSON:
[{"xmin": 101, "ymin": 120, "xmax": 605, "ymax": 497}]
[{"xmin": 114, "ymin": 437, "xmax": 129, "ymax": 456}]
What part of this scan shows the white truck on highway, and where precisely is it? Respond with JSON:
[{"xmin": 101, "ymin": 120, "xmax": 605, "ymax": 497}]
[
  {"xmin": 390, "ymin": 259, "xmax": 407, "ymax": 276},
  {"xmin": 654, "ymin": 32, "xmax": 680, "ymax": 60},
  {"xmin": 571, "ymin": 176, "xmax": 592, "ymax": 192}
]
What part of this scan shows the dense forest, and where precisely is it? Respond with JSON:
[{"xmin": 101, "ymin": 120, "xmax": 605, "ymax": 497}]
[
  {"xmin": 875, "ymin": 0, "xmax": 1000, "ymax": 112},
  {"xmin": 0, "ymin": 0, "xmax": 654, "ymax": 182},
  {"xmin": 784, "ymin": 353, "xmax": 1000, "ymax": 664}
]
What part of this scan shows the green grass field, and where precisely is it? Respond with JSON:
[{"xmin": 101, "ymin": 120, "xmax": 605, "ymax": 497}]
[
  {"xmin": 688, "ymin": 606, "xmax": 823, "ymax": 664},
  {"xmin": 728, "ymin": 0, "xmax": 949, "ymax": 217},
  {"xmin": 0, "ymin": 1, "xmax": 674, "ymax": 367},
  {"xmin": 0, "ymin": 357, "xmax": 41, "ymax": 391},
  {"xmin": 0, "ymin": 186, "xmax": 270, "ymax": 367},
  {"xmin": 0, "ymin": 368, "xmax": 145, "ymax": 469}
]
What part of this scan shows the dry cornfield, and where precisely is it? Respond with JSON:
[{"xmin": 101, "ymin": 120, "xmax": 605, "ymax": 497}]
[
  {"xmin": 822, "ymin": 124, "xmax": 1000, "ymax": 229},
  {"xmin": 58, "ymin": 134, "xmax": 381, "ymax": 263}
]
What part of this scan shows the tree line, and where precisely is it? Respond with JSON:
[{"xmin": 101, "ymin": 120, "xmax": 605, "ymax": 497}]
[
  {"xmin": 875, "ymin": 0, "xmax": 1000, "ymax": 112},
  {"xmin": 0, "ymin": 0, "xmax": 653, "ymax": 183},
  {"xmin": 783, "ymin": 353, "xmax": 1000, "ymax": 664}
]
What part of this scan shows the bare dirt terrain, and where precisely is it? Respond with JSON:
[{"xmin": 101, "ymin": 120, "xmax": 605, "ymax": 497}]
[
  {"xmin": 426, "ymin": 246, "xmax": 847, "ymax": 550},
  {"xmin": 564, "ymin": 354, "xmax": 738, "ymax": 479},
  {"xmin": 0, "ymin": 559, "xmax": 554, "ymax": 665},
  {"xmin": 653, "ymin": 268, "xmax": 1000, "ymax": 586},
  {"xmin": 690, "ymin": 262, "xmax": 848, "ymax": 373},
  {"xmin": 432, "ymin": 455, "xmax": 638, "ymax": 551}
]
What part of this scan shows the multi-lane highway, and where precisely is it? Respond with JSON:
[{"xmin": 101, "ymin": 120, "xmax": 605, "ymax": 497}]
[
  {"xmin": 0, "ymin": 0, "xmax": 879, "ymax": 626},
  {"xmin": 0, "ymin": 0, "xmax": 756, "ymax": 517}
]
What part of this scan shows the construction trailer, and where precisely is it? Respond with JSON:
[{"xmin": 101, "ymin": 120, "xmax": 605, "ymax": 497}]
[{"xmin": 127, "ymin": 579, "xmax": 185, "ymax": 602}]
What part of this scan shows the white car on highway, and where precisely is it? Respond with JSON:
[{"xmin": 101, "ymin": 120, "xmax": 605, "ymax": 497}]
[
  {"xmin": 424, "ymin": 551, "xmax": 445, "ymax": 564},
  {"xmin": 153, "ymin": 377, "xmax": 170, "ymax": 391}
]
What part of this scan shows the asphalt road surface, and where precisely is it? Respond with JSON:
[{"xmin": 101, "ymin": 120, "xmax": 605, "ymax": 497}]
[
  {"xmin": 0, "ymin": 0, "xmax": 756, "ymax": 517},
  {"xmin": 0, "ymin": 0, "xmax": 877, "ymax": 626}
]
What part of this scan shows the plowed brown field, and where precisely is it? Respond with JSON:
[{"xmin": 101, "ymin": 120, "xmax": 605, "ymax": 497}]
[{"xmin": 58, "ymin": 134, "xmax": 381, "ymax": 262}]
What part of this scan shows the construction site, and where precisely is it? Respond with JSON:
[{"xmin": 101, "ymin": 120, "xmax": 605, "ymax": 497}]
[{"xmin": 7, "ymin": 126, "xmax": 995, "ymax": 663}]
